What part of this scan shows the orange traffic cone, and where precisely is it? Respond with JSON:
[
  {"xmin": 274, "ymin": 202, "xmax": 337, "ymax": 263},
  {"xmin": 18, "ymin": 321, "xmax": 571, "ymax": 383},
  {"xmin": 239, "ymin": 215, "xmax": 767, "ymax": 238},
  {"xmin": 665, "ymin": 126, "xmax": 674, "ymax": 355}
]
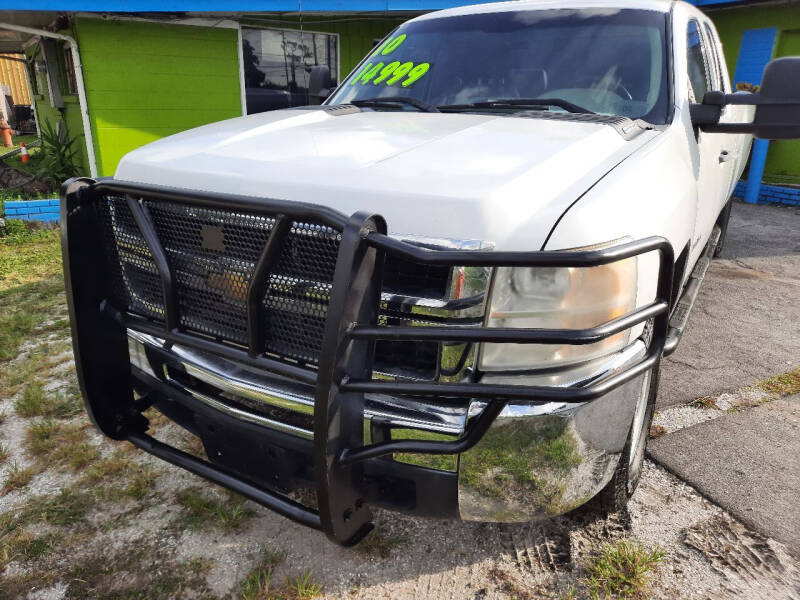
[{"xmin": 20, "ymin": 143, "xmax": 29, "ymax": 163}]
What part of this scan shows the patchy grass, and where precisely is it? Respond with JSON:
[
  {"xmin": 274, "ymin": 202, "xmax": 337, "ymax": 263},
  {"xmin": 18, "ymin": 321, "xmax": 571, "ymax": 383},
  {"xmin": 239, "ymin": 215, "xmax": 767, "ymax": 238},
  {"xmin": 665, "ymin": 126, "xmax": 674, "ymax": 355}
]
[
  {"xmin": 583, "ymin": 540, "xmax": 664, "ymax": 600},
  {"xmin": 14, "ymin": 381, "xmax": 81, "ymax": 418},
  {"xmin": 0, "ymin": 443, "xmax": 9, "ymax": 464},
  {"xmin": 0, "ymin": 278, "xmax": 65, "ymax": 363},
  {"xmin": 82, "ymin": 450, "xmax": 134, "ymax": 483},
  {"xmin": 648, "ymin": 425, "xmax": 668, "ymax": 439},
  {"xmin": 176, "ymin": 487, "xmax": 254, "ymax": 531},
  {"xmin": 1, "ymin": 339, "xmax": 74, "ymax": 398},
  {"xmin": 92, "ymin": 461, "xmax": 159, "ymax": 502},
  {"xmin": 25, "ymin": 419, "xmax": 98, "ymax": 471},
  {"xmin": 16, "ymin": 487, "xmax": 93, "ymax": 528},
  {"xmin": 285, "ymin": 570, "xmax": 323, "ymax": 599},
  {"xmin": 690, "ymin": 396, "xmax": 718, "ymax": 409},
  {"xmin": 0, "ymin": 228, "xmax": 64, "ymax": 363},
  {"xmin": 757, "ymin": 366, "xmax": 800, "ymax": 397},
  {"xmin": 0, "ymin": 228, "xmax": 61, "ymax": 289},
  {"xmin": 355, "ymin": 525, "xmax": 408, "ymax": 559},
  {"xmin": 0, "ymin": 528, "xmax": 60, "ymax": 568},
  {"xmin": 64, "ymin": 544, "xmax": 214, "ymax": 600},
  {"xmin": 1, "ymin": 462, "xmax": 35, "ymax": 495},
  {"xmin": 240, "ymin": 548, "xmax": 286, "ymax": 600}
]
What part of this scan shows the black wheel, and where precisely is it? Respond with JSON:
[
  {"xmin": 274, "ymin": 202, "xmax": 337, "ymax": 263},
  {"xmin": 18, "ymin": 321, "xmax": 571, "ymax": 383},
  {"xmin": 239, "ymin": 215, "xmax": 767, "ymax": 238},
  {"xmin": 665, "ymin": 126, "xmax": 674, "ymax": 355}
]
[
  {"xmin": 592, "ymin": 361, "xmax": 660, "ymax": 513},
  {"xmin": 714, "ymin": 199, "xmax": 733, "ymax": 258}
]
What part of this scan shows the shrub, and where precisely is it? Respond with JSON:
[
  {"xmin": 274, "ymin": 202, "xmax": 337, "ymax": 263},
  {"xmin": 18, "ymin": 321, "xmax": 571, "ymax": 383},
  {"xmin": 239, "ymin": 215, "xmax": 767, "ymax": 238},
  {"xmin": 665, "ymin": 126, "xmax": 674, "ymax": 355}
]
[{"xmin": 34, "ymin": 120, "xmax": 81, "ymax": 185}]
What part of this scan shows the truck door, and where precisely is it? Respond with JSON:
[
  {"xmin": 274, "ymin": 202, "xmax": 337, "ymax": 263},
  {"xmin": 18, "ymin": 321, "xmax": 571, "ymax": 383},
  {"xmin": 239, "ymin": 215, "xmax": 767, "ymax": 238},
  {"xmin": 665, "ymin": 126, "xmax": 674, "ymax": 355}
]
[
  {"xmin": 686, "ymin": 19, "xmax": 729, "ymax": 258},
  {"xmin": 702, "ymin": 22, "xmax": 739, "ymax": 198}
]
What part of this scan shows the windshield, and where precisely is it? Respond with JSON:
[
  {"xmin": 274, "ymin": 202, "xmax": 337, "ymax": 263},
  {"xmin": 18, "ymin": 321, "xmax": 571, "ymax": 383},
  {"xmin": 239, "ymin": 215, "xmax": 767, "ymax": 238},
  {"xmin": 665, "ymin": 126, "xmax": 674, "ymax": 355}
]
[{"xmin": 328, "ymin": 8, "xmax": 670, "ymax": 124}]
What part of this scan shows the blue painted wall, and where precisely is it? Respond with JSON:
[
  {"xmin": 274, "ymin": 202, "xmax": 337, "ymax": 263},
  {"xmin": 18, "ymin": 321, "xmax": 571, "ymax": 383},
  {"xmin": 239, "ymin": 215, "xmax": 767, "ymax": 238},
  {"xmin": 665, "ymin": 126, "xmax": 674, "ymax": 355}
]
[{"xmin": 4, "ymin": 199, "xmax": 60, "ymax": 222}]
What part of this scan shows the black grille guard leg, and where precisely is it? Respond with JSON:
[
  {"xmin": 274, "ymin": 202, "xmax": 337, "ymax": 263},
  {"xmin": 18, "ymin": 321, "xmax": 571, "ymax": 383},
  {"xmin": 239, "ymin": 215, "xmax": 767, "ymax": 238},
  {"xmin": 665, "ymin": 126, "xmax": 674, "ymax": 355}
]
[{"xmin": 314, "ymin": 211, "xmax": 386, "ymax": 545}]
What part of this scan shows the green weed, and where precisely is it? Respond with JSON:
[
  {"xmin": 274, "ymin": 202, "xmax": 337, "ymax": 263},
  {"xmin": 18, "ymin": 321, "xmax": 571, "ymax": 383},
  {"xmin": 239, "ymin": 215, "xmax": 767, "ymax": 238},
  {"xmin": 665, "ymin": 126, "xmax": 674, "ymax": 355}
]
[
  {"xmin": 1, "ymin": 462, "xmax": 35, "ymax": 495},
  {"xmin": 757, "ymin": 366, "xmax": 800, "ymax": 397},
  {"xmin": 25, "ymin": 419, "xmax": 98, "ymax": 471},
  {"xmin": 176, "ymin": 487, "xmax": 254, "ymax": 531},
  {"xmin": 584, "ymin": 540, "xmax": 665, "ymax": 600},
  {"xmin": 240, "ymin": 548, "xmax": 286, "ymax": 600},
  {"xmin": 14, "ymin": 381, "xmax": 80, "ymax": 418}
]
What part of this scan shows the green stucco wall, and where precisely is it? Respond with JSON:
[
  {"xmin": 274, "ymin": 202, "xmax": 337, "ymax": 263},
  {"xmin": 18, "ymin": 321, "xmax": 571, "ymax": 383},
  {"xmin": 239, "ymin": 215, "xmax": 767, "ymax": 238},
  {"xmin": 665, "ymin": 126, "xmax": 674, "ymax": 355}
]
[
  {"xmin": 710, "ymin": 5, "xmax": 800, "ymax": 184},
  {"xmin": 74, "ymin": 18, "xmax": 242, "ymax": 176}
]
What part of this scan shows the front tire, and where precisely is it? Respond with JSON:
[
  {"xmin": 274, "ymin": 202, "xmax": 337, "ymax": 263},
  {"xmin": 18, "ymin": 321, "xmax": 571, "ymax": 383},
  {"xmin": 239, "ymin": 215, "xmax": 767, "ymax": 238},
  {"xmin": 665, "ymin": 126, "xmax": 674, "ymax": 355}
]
[{"xmin": 592, "ymin": 361, "xmax": 660, "ymax": 513}]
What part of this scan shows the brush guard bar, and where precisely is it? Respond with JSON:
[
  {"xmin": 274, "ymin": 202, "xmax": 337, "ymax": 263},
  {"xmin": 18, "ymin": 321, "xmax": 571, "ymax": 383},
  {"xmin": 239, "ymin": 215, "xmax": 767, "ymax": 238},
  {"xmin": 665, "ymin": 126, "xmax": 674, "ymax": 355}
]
[{"xmin": 61, "ymin": 177, "xmax": 674, "ymax": 546}]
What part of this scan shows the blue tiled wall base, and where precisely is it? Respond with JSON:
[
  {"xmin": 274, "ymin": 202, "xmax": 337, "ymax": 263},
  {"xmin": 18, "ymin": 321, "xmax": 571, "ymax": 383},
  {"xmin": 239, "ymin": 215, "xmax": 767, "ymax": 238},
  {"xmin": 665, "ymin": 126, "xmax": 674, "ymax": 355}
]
[
  {"xmin": 4, "ymin": 199, "xmax": 60, "ymax": 222},
  {"xmin": 733, "ymin": 181, "xmax": 800, "ymax": 207}
]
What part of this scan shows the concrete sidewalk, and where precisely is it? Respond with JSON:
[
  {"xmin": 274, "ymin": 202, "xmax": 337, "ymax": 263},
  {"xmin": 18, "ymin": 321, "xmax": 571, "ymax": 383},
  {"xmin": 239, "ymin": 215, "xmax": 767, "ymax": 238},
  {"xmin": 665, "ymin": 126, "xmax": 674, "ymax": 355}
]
[
  {"xmin": 648, "ymin": 394, "xmax": 800, "ymax": 557},
  {"xmin": 658, "ymin": 201, "xmax": 800, "ymax": 410}
]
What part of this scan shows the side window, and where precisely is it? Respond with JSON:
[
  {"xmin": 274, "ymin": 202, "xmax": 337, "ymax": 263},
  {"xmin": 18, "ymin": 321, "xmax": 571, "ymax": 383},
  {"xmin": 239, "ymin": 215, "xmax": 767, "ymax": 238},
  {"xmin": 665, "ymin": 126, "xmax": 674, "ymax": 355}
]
[
  {"xmin": 703, "ymin": 23, "xmax": 726, "ymax": 92},
  {"xmin": 687, "ymin": 20, "xmax": 710, "ymax": 102}
]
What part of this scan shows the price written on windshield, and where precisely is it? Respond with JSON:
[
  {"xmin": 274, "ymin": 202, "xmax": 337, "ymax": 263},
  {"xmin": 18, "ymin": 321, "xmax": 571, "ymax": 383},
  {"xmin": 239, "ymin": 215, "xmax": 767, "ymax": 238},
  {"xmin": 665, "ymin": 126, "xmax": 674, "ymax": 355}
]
[{"xmin": 351, "ymin": 34, "xmax": 431, "ymax": 88}]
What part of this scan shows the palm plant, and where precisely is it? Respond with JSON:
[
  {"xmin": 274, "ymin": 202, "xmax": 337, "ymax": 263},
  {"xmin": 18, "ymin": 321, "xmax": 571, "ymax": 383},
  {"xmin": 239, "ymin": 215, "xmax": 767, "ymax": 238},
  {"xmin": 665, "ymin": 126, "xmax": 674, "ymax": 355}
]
[{"xmin": 34, "ymin": 119, "xmax": 81, "ymax": 185}]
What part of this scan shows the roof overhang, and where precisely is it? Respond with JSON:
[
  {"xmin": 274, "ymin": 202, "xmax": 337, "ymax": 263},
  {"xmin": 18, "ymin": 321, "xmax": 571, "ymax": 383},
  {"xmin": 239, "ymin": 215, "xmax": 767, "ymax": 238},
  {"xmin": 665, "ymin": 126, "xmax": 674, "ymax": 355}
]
[
  {"xmin": 0, "ymin": 11, "xmax": 63, "ymax": 52},
  {"xmin": 0, "ymin": 1, "xmax": 489, "ymax": 12}
]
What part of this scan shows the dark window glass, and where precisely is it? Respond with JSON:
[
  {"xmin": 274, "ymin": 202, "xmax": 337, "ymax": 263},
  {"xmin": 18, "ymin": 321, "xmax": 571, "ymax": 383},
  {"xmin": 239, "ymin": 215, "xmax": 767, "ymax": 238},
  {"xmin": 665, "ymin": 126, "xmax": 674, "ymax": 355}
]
[
  {"xmin": 330, "ymin": 9, "xmax": 670, "ymax": 124},
  {"xmin": 62, "ymin": 45, "xmax": 78, "ymax": 95},
  {"xmin": 687, "ymin": 20, "xmax": 710, "ymax": 102},
  {"xmin": 242, "ymin": 28, "xmax": 339, "ymax": 114}
]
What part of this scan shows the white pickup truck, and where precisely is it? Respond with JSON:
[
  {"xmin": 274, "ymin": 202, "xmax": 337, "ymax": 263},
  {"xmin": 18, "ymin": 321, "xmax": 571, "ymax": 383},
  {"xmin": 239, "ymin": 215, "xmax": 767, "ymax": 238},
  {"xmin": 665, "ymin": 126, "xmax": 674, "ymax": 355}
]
[{"xmin": 61, "ymin": 0, "xmax": 800, "ymax": 545}]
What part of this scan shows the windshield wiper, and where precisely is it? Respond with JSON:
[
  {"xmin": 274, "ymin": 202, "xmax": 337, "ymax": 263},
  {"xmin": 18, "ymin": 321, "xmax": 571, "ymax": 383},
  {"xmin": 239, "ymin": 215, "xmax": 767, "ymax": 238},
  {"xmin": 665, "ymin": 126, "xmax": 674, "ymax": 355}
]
[
  {"xmin": 438, "ymin": 98, "xmax": 594, "ymax": 114},
  {"xmin": 350, "ymin": 97, "xmax": 440, "ymax": 113}
]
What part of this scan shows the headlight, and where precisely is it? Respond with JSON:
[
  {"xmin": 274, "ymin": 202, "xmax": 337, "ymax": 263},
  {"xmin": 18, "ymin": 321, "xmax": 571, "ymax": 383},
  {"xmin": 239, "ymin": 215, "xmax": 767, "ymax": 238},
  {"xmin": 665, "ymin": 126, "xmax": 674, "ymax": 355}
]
[{"xmin": 480, "ymin": 251, "xmax": 638, "ymax": 371}]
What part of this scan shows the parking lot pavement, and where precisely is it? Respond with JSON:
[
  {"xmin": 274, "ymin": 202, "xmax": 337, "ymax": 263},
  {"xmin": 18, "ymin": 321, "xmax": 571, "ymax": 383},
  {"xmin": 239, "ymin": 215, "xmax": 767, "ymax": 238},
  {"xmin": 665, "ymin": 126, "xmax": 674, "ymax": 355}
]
[
  {"xmin": 648, "ymin": 393, "xmax": 800, "ymax": 557},
  {"xmin": 658, "ymin": 201, "xmax": 800, "ymax": 410}
]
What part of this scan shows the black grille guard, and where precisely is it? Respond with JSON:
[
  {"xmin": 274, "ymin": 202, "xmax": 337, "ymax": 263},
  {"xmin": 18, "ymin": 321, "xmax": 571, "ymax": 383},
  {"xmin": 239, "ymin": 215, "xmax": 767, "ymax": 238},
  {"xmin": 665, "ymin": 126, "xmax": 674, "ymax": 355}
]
[{"xmin": 60, "ymin": 177, "xmax": 675, "ymax": 546}]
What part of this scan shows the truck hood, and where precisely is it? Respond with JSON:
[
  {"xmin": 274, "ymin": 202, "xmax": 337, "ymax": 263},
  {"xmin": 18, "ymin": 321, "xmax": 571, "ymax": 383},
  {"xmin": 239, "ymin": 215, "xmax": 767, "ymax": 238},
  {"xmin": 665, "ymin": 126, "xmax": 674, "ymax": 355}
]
[{"xmin": 116, "ymin": 108, "xmax": 659, "ymax": 250}]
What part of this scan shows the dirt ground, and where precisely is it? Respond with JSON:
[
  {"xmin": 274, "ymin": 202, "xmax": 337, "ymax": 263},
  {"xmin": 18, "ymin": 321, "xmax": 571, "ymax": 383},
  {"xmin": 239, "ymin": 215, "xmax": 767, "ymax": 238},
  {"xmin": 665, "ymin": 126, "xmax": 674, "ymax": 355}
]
[{"xmin": 2, "ymin": 224, "xmax": 799, "ymax": 599}]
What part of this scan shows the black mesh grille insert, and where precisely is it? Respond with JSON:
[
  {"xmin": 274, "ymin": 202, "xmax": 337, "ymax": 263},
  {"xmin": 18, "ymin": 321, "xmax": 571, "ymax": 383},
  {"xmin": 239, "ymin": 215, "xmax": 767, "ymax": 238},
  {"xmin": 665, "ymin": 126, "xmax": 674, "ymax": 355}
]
[
  {"xmin": 98, "ymin": 195, "xmax": 341, "ymax": 365},
  {"xmin": 99, "ymin": 192, "xmax": 456, "ymax": 376}
]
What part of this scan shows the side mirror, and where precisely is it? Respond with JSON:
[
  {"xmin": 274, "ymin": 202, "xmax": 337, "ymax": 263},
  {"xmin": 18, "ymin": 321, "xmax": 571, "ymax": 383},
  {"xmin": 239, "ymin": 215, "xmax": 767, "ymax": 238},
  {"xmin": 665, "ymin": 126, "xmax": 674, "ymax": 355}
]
[
  {"xmin": 690, "ymin": 57, "xmax": 800, "ymax": 139},
  {"xmin": 308, "ymin": 65, "xmax": 332, "ymax": 105}
]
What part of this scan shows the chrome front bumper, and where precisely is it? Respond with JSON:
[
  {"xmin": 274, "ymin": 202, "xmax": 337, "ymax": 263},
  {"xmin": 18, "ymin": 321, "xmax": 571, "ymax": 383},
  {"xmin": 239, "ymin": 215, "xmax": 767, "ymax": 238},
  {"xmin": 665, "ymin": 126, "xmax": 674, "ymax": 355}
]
[{"xmin": 129, "ymin": 329, "xmax": 648, "ymax": 522}]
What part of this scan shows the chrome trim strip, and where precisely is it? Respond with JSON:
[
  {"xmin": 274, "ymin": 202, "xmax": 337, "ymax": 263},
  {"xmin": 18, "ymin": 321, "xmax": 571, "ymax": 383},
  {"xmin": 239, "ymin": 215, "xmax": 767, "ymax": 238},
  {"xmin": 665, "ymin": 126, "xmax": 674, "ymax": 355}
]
[
  {"xmin": 165, "ymin": 377, "xmax": 314, "ymax": 440},
  {"xmin": 128, "ymin": 330, "xmax": 468, "ymax": 436},
  {"xmin": 176, "ymin": 351, "xmax": 316, "ymax": 416}
]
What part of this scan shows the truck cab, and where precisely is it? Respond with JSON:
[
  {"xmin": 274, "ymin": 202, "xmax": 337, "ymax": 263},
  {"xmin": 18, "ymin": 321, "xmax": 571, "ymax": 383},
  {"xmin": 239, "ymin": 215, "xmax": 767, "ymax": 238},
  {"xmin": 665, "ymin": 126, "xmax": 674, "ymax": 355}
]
[{"xmin": 61, "ymin": 0, "xmax": 800, "ymax": 545}]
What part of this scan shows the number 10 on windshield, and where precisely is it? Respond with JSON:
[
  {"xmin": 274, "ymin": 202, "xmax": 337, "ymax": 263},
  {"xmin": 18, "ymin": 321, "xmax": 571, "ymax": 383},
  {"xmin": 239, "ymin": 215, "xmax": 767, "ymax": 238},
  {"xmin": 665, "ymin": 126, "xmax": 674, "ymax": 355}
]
[{"xmin": 351, "ymin": 34, "xmax": 430, "ymax": 88}]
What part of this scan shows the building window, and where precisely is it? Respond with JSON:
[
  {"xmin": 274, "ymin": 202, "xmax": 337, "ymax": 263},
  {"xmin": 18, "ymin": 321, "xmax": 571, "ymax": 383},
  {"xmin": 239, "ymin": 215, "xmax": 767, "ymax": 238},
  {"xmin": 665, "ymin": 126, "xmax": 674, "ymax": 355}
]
[
  {"xmin": 63, "ymin": 45, "xmax": 78, "ymax": 95},
  {"xmin": 241, "ymin": 27, "xmax": 339, "ymax": 114}
]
